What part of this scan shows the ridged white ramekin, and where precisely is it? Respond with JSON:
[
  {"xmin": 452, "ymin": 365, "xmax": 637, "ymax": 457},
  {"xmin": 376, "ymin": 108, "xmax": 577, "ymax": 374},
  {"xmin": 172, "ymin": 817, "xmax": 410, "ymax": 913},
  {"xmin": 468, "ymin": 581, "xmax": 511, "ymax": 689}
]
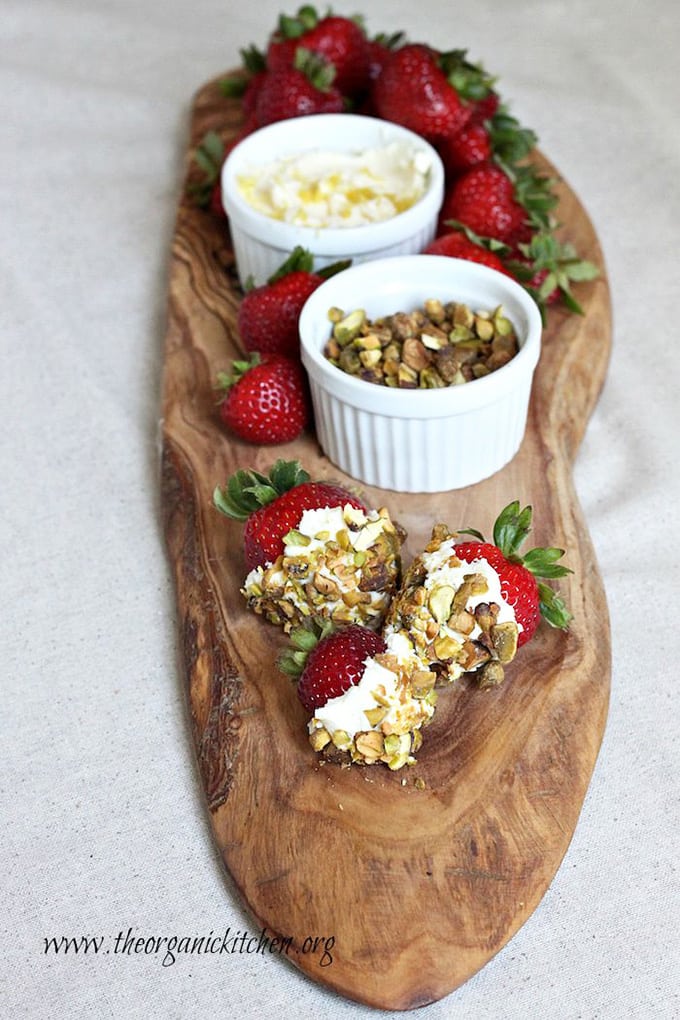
[
  {"xmin": 221, "ymin": 114, "xmax": 444, "ymax": 286},
  {"xmin": 299, "ymin": 255, "xmax": 542, "ymax": 493}
]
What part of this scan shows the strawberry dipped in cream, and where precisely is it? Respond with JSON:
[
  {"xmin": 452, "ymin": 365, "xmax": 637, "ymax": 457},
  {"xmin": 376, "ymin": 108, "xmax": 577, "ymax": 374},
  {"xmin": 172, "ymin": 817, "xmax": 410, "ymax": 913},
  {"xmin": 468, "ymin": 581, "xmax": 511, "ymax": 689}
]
[
  {"xmin": 385, "ymin": 502, "xmax": 572, "ymax": 689},
  {"xmin": 279, "ymin": 623, "xmax": 436, "ymax": 770},
  {"xmin": 214, "ymin": 460, "xmax": 404, "ymax": 633}
]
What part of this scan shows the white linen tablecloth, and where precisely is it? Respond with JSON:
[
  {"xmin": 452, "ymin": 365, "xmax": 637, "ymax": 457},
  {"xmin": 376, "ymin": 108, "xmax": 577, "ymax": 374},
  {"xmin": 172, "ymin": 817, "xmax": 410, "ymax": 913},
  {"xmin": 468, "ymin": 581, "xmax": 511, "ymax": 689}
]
[{"xmin": 2, "ymin": 1, "xmax": 678, "ymax": 1017}]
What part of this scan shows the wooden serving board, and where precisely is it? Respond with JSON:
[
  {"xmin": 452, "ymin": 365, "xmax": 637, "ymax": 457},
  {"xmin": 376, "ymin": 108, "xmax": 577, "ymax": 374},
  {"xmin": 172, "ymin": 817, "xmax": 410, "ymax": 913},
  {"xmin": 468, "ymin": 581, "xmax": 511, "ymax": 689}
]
[{"xmin": 161, "ymin": 76, "xmax": 612, "ymax": 1010}]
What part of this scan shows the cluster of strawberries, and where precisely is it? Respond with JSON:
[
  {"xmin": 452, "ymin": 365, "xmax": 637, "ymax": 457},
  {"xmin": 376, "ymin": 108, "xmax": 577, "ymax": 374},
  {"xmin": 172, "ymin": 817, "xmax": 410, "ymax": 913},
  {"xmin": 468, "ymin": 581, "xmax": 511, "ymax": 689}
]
[
  {"xmin": 214, "ymin": 246, "xmax": 341, "ymax": 444},
  {"xmin": 193, "ymin": 6, "xmax": 598, "ymax": 447}
]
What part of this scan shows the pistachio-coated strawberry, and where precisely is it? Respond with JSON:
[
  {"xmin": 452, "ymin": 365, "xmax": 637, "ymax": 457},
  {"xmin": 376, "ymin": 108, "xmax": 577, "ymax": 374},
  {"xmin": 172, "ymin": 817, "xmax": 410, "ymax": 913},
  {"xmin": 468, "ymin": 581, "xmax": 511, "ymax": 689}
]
[
  {"xmin": 454, "ymin": 500, "xmax": 573, "ymax": 646},
  {"xmin": 214, "ymin": 460, "xmax": 367, "ymax": 571}
]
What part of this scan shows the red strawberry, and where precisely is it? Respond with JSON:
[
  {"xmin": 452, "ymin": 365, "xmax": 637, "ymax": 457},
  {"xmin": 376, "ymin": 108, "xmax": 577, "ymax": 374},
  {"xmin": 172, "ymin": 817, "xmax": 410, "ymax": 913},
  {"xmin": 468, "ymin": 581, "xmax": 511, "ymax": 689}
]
[
  {"xmin": 366, "ymin": 31, "xmax": 404, "ymax": 82},
  {"xmin": 255, "ymin": 48, "xmax": 343, "ymax": 126},
  {"xmin": 423, "ymin": 230, "xmax": 512, "ymax": 276},
  {"xmin": 372, "ymin": 44, "xmax": 472, "ymax": 141},
  {"xmin": 471, "ymin": 90, "xmax": 500, "ymax": 124},
  {"xmin": 241, "ymin": 70, "xmax": 268, "ymax": 118},
  {"xmin": 238, "ymin": 248, "xmax": 324, "ymax": 358},
  {"xmin": 437, "ymin": 122, "xmax": 492, "ymax": 177},
  {"xmin": 281, "ymin": 622, "xmax": 387, "ymax": 712},
  {"xmin": 441, "ymin": 163, "xmax": 529, "ymax": 245},
  {"xmin": 266, "ymin": 9, "xmax": 370, "ymax": 97},
  {"xmin": 216, "ymin": 354, "xmax": 309, "ymax": 446},
  {"xmin": 214, "ymin": 460, "xmax": 367, "ymax": 570},
  {"xmin": 454, "ymin": 501, "xmax": 572, "ymax": 647}
]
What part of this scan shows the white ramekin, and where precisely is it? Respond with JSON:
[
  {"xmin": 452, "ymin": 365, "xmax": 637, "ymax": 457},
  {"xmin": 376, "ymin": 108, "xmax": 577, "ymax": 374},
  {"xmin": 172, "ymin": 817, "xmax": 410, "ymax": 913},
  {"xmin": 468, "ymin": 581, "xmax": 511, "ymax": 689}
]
[
  {"xmin": 298, "ymin": 255, "xmax": 542, "ymax": 493},
  {"xmin": 221, "ymin": 114, "xmax": 445, "ymax": 286}
]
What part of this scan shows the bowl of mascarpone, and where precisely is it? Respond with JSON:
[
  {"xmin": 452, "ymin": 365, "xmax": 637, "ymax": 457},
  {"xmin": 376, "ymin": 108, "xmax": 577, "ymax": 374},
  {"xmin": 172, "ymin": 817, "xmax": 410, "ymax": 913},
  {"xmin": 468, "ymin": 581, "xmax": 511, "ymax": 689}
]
[{"xmin": 221, "ymin": 114, "xmax": 445, "ymax": 286}]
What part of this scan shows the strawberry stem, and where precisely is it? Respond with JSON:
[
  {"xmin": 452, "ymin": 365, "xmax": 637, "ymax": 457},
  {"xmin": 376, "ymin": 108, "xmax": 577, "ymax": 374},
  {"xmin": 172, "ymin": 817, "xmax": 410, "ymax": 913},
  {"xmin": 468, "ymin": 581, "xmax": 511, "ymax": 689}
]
[
  {"xmin": 278, "ymin": 617, "xmax": 335, "ymax": 678},
  {"xmin": 267, "ymin": 246, "xmax": 315, "ymax": 283},
  {"xmin": 213, "ymin": 460, "xmax": 311, "ymax": 521}
]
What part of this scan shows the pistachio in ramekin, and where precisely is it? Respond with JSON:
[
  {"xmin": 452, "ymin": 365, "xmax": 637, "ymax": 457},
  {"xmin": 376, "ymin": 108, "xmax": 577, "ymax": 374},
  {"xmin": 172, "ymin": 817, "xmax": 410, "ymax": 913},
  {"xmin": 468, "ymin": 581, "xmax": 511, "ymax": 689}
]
[{"xmin": 323, "ymin": 299, "xmax": 519, "ymax": 389}]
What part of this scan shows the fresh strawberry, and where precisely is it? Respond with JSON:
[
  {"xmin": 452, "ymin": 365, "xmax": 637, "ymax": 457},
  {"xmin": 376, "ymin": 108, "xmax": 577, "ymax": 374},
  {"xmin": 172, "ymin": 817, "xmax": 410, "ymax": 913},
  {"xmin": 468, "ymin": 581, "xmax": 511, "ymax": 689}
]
[
  {"xmin": 238, "ymin": 247, "xmax": 349, "ymax": 358},
  {"xmin": 266, "ymin": 8, "xmax": 370, "ymax": 97},
  {"xmin": 440, "ymin": 162, "xmax": 529, "ymax": 245},
  {"xmin": 238, "ymin": 247, "xmax": 323, "ymax": 358},
  {"xmin": 255, "ymin": 48, "xmax": 344, "ymax": 125},
  {"xmin": 366, "ymin": 30, "xmax": 405, "ymax": 82},
  {"xmin": 454, "ymin": 501, "xmax": 572, "ymax": 647},
  {"xmin": 241, "ymin": 71, "xmax": 268, "ymax": 119},
  {"xmin": 438, "ymin": 102, "xmax": 540, "ymax": 182},
  {"xmin": 216, "ymin": 354, "xmax": 309, "ymax": 446},
  {"xmin": 438, "ymin": 122, "xmax": 493, "ymax": 177},
  {"xmin": 423, "ymin": 229, "xmax": 512, "ymax": 276},
  {"xmin": 213, "ymin": 460, "xmax": 367, "ymax": 570},
  {"xmin": 280, "ymin": 620, "xmax": 386, "ymax": 712},
  {"xmin": 471, "ymin": 90, "xmax": 500, "ymax": 124},
  {"xmin": 372, "ymin": 44, "xmax": 472, "ymax": 141}
]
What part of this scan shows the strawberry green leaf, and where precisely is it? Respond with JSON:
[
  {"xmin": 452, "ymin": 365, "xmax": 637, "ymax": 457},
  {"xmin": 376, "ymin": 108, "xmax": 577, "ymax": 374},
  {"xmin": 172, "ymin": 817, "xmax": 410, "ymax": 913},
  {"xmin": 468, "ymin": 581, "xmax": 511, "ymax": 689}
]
[
  {"xmin": 219, "ymin": 76, "xmax": 248, "ymax": 99},
  {"xmin": 200, "ymin": 130, "xmax": 225, "ymax": 165},
  {"xmin": 294, "ymin": 46, "xmax": 336, "ymax": 91},
  {"xmin": 560, "ymin": 290, "xmax": 585, "ymax": 315},
  {"xmin": 372, "ymin": 30, "xmax": 406, "ymax": 49},
  {"xmin": 492, "ymin": 501, "xmax": 533, "ymax": 559},
  {"xmin": 317, "ymin": 258, "xmax": 352, "ymax": 279},
  {"xmin": 268, "ymin": 246, "xmax": 315, "ymax": 284},
  {"xmin": 565, "ymin": 260, "xmax": 600, "ymax": 282},
  {"xmin": 214, "ymin": 460, "xmax": 310, "ymax": 521},
  {"xmin": 455, "ymin": 526, "xmax": 486, "ymax": 541},
  {"xmin": 186, "ymin": 131, "xmax": 225, "ymax": 207},
  {"xmin": 537, "ymin": 582, "xmax": 572, "ymax": 630},
  {"xmin": 278, "ymin": 617, "xmax": 334, "ymax": 677},
  {"xmin": 522, "ymin": 546, "xmax": 573, "ymax": 578},
  {"xmin": 268, "ymin": 458, "xmax": 310, "ymax": 494},
  {"xmin": 538, "ymin": 271, "xmax": 558, "ymax": 302},
  {"xmin": 438, "ymin": 49, "xmax": 497, "ymax": 101},
  {"xmin": 488, "ymin": 108, "xmax": 537, "ymax": 167},
  {"xmin": 442, "ymin": 220, "xmax": 512, "ymax": 255},
  {"xmin": 240, "ymin": 44, "xmax": 267, "ymax": 74},
  {"xmin": 278, "ymin": 5, "xmax": 319, "ymax": 38},
  {"xmin": 245, "ymin": 483, "xmax": 281, "ymax": 506},
  {"xmin": 213, "ymin": 474, "xmax": 264, "ymax": 520}
]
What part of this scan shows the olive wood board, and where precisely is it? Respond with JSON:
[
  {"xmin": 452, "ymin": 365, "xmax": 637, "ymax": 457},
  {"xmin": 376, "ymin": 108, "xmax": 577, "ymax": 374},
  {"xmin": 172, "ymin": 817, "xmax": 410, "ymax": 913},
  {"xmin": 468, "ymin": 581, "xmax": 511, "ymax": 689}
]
[{"xmin": 160, "ymin": 74, "xmax": 612, "ymax": 1010}]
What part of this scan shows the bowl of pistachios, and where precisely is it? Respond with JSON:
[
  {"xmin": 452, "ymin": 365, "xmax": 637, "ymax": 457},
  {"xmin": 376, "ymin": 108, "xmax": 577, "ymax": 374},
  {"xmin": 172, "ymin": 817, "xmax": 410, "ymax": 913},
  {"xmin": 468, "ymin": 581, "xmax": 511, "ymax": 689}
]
[{"xmin": 298, "ymin": 254, "xmax": 542, "ymax": 492}]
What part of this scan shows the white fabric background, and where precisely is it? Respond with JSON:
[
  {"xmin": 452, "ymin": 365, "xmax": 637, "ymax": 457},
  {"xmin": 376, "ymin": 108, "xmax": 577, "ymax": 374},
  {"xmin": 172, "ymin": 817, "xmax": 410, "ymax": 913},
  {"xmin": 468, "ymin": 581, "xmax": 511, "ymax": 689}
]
[{"xmin": 2, "ymin": 1, "xmax": 679, "ymax": 1017}]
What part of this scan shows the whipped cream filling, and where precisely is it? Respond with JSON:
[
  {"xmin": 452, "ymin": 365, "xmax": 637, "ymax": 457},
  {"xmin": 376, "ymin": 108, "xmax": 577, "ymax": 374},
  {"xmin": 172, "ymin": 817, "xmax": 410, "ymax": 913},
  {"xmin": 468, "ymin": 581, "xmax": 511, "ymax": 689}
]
[
  {"xmin": 308, "ymin": 631, "xmax": 433, "ymax": 740},
  {"xmin": 421, "ymin": 540, "xmax": 520, "ymax": 640}
]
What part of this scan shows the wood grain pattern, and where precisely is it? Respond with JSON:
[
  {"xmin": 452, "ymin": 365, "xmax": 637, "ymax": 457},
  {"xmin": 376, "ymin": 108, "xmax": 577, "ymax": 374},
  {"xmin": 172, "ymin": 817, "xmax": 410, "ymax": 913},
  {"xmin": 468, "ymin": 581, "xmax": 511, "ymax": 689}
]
[{"xmin": 161, "ymin": 75, "xmax": 612, "ymax": 1009}]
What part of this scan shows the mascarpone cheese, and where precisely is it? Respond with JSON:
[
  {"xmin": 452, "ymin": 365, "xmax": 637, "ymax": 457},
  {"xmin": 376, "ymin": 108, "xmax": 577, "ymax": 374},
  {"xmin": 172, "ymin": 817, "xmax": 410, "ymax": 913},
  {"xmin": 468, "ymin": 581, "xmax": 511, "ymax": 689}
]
[{"xmin": 237, "ymin": 141, "xmax": 432, "ymax": 228}]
